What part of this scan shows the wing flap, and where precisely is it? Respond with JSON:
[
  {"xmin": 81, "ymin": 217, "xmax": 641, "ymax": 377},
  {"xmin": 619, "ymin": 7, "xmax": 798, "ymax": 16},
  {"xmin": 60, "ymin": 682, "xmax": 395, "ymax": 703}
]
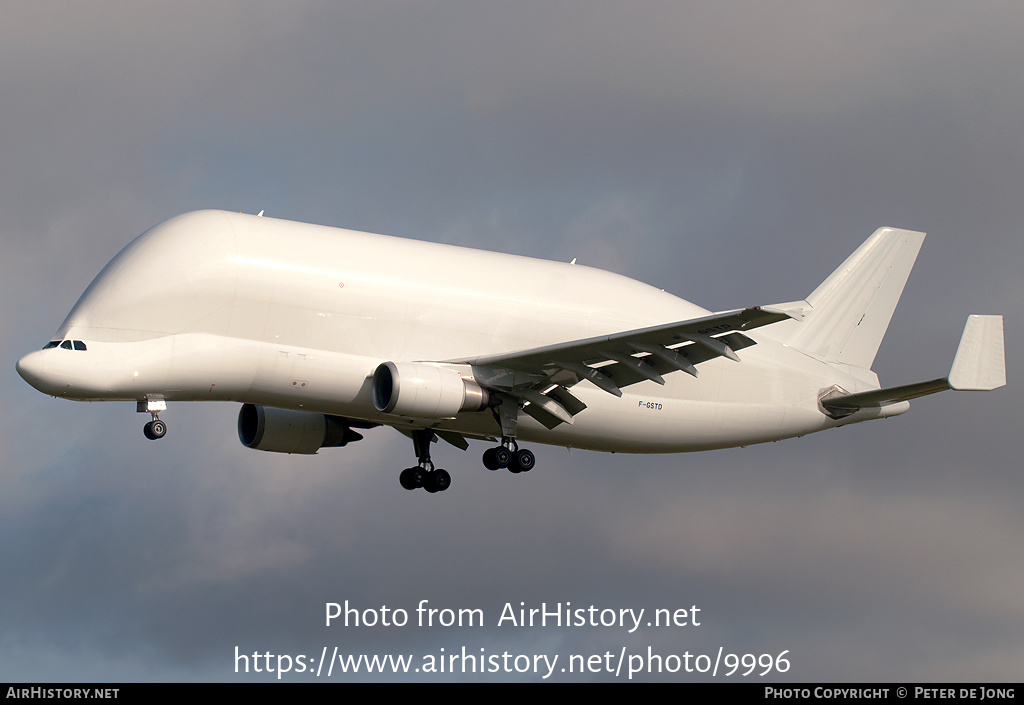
[{"xmin": 454, "ymin": 306, "xmax": 794, "ymax": 428}]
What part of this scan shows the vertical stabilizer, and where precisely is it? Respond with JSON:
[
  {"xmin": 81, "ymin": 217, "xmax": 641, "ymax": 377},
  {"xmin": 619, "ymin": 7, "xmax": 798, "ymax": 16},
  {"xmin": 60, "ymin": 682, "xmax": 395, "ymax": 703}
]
[{"xmin": 783, "ymin": 227, "xmax": 925, "ymax": 369}]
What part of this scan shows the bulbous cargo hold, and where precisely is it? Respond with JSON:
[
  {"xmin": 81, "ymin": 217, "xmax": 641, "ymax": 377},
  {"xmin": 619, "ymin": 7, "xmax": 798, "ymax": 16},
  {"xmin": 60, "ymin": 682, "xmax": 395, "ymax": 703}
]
[{"xmin": 371, "ymin": 362, "xmax": 490, "ymax": 418}]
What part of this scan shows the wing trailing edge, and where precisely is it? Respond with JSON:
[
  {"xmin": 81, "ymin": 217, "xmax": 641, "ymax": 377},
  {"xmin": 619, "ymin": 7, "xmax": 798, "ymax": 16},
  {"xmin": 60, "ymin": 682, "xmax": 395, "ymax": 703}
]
[{"xmin": 461, "ymin": 307, "xmax": 796, "ymax": 427}]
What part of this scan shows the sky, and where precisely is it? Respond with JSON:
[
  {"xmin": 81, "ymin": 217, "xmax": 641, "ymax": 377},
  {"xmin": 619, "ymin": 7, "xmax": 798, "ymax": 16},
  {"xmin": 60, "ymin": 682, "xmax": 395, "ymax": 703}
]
[{"xmin": 2, "ymin": 1, "xmax": 1020, "ymax": 682}]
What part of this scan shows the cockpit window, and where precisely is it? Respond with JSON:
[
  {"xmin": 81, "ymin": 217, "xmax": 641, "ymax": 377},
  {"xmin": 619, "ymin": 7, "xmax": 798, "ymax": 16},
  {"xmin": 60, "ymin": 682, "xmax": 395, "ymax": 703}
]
[{"xmin": 48, "ymin": 339, "xmax": 88, "ymax": 351}]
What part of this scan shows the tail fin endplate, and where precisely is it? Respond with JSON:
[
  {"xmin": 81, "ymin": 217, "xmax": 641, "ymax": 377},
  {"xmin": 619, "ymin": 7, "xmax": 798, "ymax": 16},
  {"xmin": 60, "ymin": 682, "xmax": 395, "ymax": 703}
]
[
  {"xmin": 948, "ymin": 314, "xmax": 1006, "ymax": 391},
  {"xmin": 820, "ymin": 315, "xmax": 1005, "ymax": 416}
]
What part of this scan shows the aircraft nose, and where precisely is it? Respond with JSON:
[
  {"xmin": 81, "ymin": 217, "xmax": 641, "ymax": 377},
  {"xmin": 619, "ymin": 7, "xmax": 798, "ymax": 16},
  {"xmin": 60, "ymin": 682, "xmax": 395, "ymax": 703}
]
[{"xmin": 16, "ymin": 350, "xmax": 49, "ymax": 392}]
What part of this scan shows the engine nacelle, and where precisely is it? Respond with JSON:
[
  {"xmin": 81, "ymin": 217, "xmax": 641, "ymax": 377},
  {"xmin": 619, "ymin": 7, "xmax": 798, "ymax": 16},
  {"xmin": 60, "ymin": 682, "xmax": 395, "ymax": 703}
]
[
  {"xmin": 371, "ymin": 362, "xmax": 489, "ymax": 418},
  {"xmin": 238, "ymin": 404, "xmax": 363, "ymax": 454}
]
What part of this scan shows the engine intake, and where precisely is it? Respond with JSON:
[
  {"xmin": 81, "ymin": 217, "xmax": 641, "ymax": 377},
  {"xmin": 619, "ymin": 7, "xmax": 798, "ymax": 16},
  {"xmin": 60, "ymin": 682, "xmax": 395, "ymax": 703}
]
[{"xmin": 372, "ymin": 362, "xmax": 489, "ymax": 418}]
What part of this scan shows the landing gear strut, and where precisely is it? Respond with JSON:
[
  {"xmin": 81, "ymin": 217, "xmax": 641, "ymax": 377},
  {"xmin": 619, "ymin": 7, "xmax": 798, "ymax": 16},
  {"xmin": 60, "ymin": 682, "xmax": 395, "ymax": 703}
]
[
  {"xmin": 138, "ymin": 396, "xmax": 167, "ymax": 440},
  {"xmin": 399, "ymin": 429, "xmax": 451, "ymax": 493},
  {"xmin": 482, "ymin": 396, "xmax": 536, "ymax": 473}
]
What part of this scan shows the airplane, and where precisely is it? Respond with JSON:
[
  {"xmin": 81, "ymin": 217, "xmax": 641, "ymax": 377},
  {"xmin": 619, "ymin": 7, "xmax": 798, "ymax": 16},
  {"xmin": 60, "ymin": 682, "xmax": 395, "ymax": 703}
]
[{"xmin": 16, "ymin": 210, "xmax": 1005, "ymax": 494}]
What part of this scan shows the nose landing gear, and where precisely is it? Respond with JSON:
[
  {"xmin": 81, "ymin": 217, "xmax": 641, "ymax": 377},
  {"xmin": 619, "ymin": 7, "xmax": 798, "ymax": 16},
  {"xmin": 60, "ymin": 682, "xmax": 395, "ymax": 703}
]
[
  {"xmin": 138, "ymin": 396, "xmax": 167, "ymax": 440},
  {"xmin": 143, "ymin": 418, "xmax": 167, "ymax": 440}
]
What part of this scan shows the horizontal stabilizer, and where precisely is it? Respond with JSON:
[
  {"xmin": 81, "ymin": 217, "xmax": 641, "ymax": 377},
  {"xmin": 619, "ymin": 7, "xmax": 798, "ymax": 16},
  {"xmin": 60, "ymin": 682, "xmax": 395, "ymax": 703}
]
[{"xmin": 821, "ymin": 315, "xmax": 1005, "ymax": 416}]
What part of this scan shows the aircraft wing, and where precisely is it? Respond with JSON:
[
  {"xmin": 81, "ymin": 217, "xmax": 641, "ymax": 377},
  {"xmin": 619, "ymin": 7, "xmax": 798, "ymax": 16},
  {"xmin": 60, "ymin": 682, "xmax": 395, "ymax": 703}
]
[{"xmin": 457, "ymin": 306, "xmax": 795, "ymax": 429}]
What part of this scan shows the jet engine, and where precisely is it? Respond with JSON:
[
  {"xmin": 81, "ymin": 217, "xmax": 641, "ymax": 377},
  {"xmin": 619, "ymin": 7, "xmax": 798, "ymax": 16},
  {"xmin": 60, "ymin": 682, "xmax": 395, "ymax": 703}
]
[
  {"xmin": 371, "ymin": 361, "xmax": 489, "ymax": 418},
  {"xmin": 238, "ymin": 404, "xmax": 365, "ymax": 454}
]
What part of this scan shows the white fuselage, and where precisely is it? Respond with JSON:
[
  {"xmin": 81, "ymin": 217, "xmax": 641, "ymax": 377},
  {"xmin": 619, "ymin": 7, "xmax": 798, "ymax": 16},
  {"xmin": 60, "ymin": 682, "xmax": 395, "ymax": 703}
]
[{"xmin": 17, "ymin": 210, "xmax": 898, "ymax": 453}]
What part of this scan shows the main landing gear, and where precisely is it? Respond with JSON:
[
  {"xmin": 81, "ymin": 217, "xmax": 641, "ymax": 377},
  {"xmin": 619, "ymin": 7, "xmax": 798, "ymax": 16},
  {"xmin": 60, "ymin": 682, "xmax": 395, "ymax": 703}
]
[
  {"xmin": 398, "ymin": 398, "xmax": 539, "ymax": 493},
  {"xmin": 482, "ymin": 396, "xmax": 536, "ymax": 473},
  {"xmin": 482, "ymin": 438, "xmax": 534, "ymax": 473},
  {"xmin": 399, "ymin": 429, "xmax": 451, "ymax": 493}
]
